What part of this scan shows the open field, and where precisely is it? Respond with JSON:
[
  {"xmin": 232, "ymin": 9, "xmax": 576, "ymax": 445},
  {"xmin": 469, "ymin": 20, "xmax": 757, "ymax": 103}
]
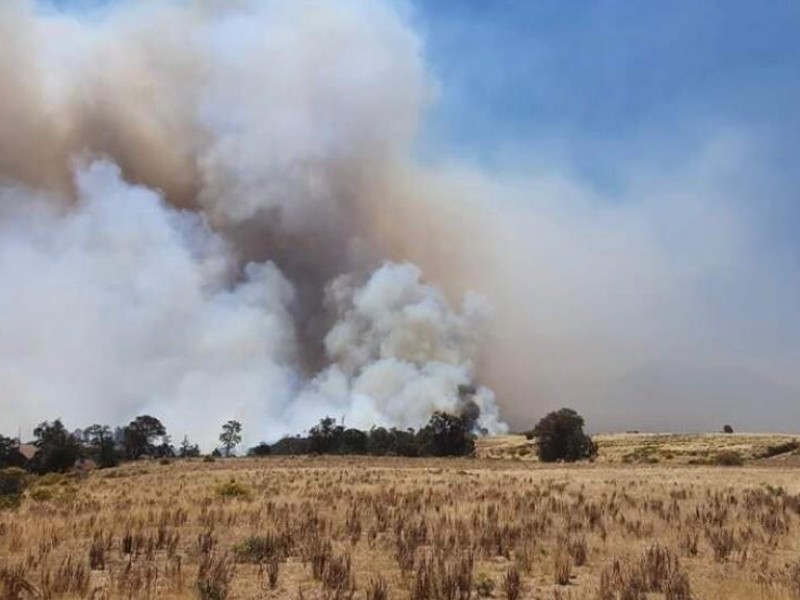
[
  {"xmin": 477, "ymin": 433, "xmax": 800, "ymax": 465},
  {"xmin": 3, "ymin": 434, "xmax": 800, "ymax": 599}
]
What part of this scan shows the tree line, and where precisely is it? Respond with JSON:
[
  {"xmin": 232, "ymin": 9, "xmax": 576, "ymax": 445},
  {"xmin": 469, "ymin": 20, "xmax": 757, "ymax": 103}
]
[{"xmin": 0, "ymin": 407, "xmax": 597, "ymax": 475}]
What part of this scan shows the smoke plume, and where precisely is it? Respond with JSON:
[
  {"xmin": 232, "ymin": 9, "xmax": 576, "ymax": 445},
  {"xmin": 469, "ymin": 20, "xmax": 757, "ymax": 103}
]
[{"xmin": 0, "ymin": 0, "xmax": 511, "ymax": 445}]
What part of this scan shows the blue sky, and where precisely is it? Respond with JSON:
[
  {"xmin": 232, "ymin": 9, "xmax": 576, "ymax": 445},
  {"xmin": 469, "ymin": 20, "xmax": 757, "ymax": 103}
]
[{"xmin": 413, "ymin": 1, "xmax": 800, "ymax": 183}]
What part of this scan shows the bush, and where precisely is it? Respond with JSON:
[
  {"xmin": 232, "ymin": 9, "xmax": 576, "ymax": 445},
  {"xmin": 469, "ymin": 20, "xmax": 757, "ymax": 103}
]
[
  {"xmin": 474, "ymin": 572, "xmax": 495, "ymax": 597},
  {"xmin": 247, "ymin": 443, "xmax": 271, "ymax": 457},
  {"xmin": 30, "ymin": 420, "xmax": 82, "ymax": 474},
  {"xmin": 233, "ymin": 535, "xmax": 286, "ymax": 563},
  {"xmin": 722, "ymin": 424, "xmax": 734, "ymax": 434},
  {"xmin": 714, "ymin": 451, "xmax": 744, "ymax": 466},
  {"xmin": 758, "ymin": 440, "xmax": 800, "ymax": 459},
  {"xmin": 0, "ymin": 435, "xmax": 27, "ymax": 469},
  {"xmin": 0, "ymin": 468, "xmax": 28, "ymax": 509},
  {"xmin": 217, "ymin": 479, "xmax": 250, "ymax": 499},
  {"xmin": 419, "ymin": 412, "xmax": 475, "ymax": 457},
  {"xmin": 531, "ymin": 408, "xmax": 597, "ymax": 462}
]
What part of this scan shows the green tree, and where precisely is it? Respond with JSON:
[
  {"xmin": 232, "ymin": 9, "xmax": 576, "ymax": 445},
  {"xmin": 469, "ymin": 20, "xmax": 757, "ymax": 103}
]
[
  {"xmin": 366, "ymin": 427, "xmax": 392, "ymax": 456},
  {"xmin": 309, "ymin": 417, "xmax": 343, "ymax": 454},
  {"xmin": 31, "ymin": 419, "xmax": 82, "ymax": 473},
  {"xmin": 179, "ymin": 436, "xmax": 201, "ymax": 458},
  {"xmin": 123, "ymin": 415, "xmax": 166, "ymax": 460},
  {"xmin": 248, "ymin": 442, "xmax": 272, "ymax": 457},
  {"xmin": 0, "ymin": 468, "xmax": 28, "ymax": 509},
  {"xmin": 531, "ymin": 408, "xmax": 597, "ymax": 462},
  {"xmin": 340, "ymin": 428, "xmax": 368, "ymax": 454},
  {"xmin": 219, "ymin": 420, "xmax": 242, "ymax": 457},
  {"xmin": 82, "ymin": 424, "xmax": 119, "ymax": 468},
  {"xmin": 420, "ymin": 412, "xmax": 475, "ymax": 457},
  {"xmin": 0, "ymin": 435, "xmax": 26, "ymax": 469}
]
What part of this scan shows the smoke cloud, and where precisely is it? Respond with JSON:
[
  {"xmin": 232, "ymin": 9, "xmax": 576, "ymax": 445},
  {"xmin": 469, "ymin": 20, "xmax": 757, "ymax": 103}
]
[{"xmin": 1, "ymin": 0, "xmax": 798, "ymax": 444}]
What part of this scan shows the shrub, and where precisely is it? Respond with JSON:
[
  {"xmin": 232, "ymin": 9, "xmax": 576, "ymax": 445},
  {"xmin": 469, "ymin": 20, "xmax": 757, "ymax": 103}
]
[
  {"xmin": 419, "ymin": 412, "xmax": 475, "ymax": 457},
  {"xmin": 531, "ymin": 408, "xmax": 597, "ymax": 462},
  {"xmin": 0, "ymin": 435, "xmax": 27, "ymax": 469},
  {"xmin": 30, "ymin": 420, "xmax": 82, "ymax": 474},
  {"xmin": 722, "ymin": 424, "xmax": 734, "ymax": 434},
  {"xmin": 217, "ymin": 479, "xmax": 250, "ymax": 499},
  {"xmin": 0, "ymin": 468, "xmax": 28, "ymax": 509},
  {"xmin": 553, "ymin": 548, "xmax": 572, "ymax": 585},
  {"xmin": 248, "ymin": 443, "xmax": 271, "ymax": 457},
  {"xmin": 197, "ymin": 553, "xmax": 234, "ymax": 600},
  {"xmin": 713, "ymin": 451, "xmax": 744, "ymax": 467},
  {"xmin": 233, "ymin": 535, "xmax": 286, "ymax": 563},
  {"xmin": 502, "ymin": 566, "xmax": 522, "ymax": 600},
  {"xmin": 758, "ymin": 440, "xmax": 800, "ymax": 459},
  {"xmin": 474, "ymin": 572, "xmax": 495, "ymax": 597},
  {"xmin": 203, "ymin": 455, "xmax": 216, "ymax": 463}
]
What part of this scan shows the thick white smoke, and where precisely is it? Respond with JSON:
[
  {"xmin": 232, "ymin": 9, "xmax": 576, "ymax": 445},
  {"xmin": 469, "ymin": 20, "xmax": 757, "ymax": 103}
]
[
  {"xmin": 294, "ymin": 263, "xmax": 503, "ymax": 433},
  {"xmin": 0, "ymin": 0, "xmax": 512, "ymax": 447}
]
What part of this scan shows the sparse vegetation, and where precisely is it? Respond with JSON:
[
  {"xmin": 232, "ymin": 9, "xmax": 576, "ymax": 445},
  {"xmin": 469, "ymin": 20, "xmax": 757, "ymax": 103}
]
[
  {"xmin": 713, "ymin": 450, "xmax": 744, "ymax": 466},
  {"xmin": 0, "ymin": 468, "xmax": 28, "ymax": 509},
  {"xmin": 0, "ymin": 451, "xmax": 799, "ymax": 597}
]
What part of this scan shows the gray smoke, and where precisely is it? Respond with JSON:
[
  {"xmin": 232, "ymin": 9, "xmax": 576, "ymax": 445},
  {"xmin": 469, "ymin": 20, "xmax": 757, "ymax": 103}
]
[{"xmin": 0, "ymin": 0, "xmax": 512, "ymax": 446}]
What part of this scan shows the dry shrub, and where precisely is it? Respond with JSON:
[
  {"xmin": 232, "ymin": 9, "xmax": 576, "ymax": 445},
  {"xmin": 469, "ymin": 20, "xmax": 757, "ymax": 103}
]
[
  {"xmin": 217, "ymin": 479, "xmax": 250, "ymax": 499},
  {"xmin": 554, "ymin": 547, "xmax": 572, "ymax": 586},
  {"xmin": 197, "ymin": 552, "xmax": 235, "ymax": 600},
  {"xmin": 502, "ymin": 565, "xmax": 522, "ymax": 600},
  {"xmin": 321, "ymin": 550, "xmax": 355, "ymax": 598},
  {"xmin": 597, "ymin": 545, "xmax": 691, "ymax": 600},
  {"xmin": 0, "ymin": 565, "xmax": 38, "ymax": 600},
  {"xmin": 261, "ymin": 555, "xmax": 279, "ymax": 589},
  {"xmin": 366, "ymin": 575, "xmax": 389, "ymax": 600},
  {"xmin": 474, "ymin": 572, "xmax": 495, "ymax": 597},
  {"xmin": 714, "ymin": 451, "xmax": 744, "ymax": 467},
  {"xmin": 234, "ymin": 533, "xmax": 288, "ymax": 563},
  {"xmin": 89, "ymin": 535, "xmax": 105, "ymax": 570}
]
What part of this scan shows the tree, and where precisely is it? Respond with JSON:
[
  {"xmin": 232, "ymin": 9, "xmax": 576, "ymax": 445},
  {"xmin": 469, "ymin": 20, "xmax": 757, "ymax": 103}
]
[
  {"xmin": 270, "ymin": 436, "xmax": 310, "ymax": 455},
  {"xmin": 0, "ymin": 468, "xmax": 28, "ymax": 509},
  {"xmin": 340, "ymin": 428, "xmax": 368, "ymax": 454},
  {"xmin": 82, "ymin": 424, "xmax": 119, "ymax": 468},
  {"xmin": 722, "ymin": 424, "xmax": 734, "ymax": 434},
  {"xmin": 367, "ymin": 427, "xmax": 393, "ymax": 456},
  {"xmin": 0, "ymin": 435, "xmax": 26, "ymax": 469},
  {"xmin": 531, "ymin": 408, "xmax": 597, "ymax": 462},
  {"xmin": 178, "ymin": 436, "xmax": 201, "ymax": 458},
  {"xmin": 30, "ymin": 420, "xmax": 82, "ymax": 473},
  {"xmin": 248, "ymin": 442, "xmax": 272, "ymax": 457},
  {"xmin": 309, "ymin": 417, "xmax": 343, "ymax": 454},
  {"xmin": 420, "ymin": 412, "xmax": 475, "ymax": 457},
  {"xmin": 122, "ymin": 415, "xmax": 166, "ymax": 460},
  {"xmin": 219, "ymin": 420, "xmax": 242, "ymax": 457}
]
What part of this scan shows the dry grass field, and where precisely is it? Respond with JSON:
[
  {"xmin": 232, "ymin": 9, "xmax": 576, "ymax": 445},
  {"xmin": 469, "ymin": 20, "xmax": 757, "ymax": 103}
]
[{"xmin": 3, "ymin": 434, "xmax": 800, "ymax": 599}]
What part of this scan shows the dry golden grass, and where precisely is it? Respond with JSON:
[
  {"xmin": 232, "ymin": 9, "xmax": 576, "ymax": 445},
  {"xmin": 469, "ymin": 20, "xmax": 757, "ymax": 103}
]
[
  {"xmin": 2, "ymin": 438, "xmax": 800, "ymax": 599},
  {"xmin": 476, "ymin": 432, "xmax": 800, "ymax": 465}
]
